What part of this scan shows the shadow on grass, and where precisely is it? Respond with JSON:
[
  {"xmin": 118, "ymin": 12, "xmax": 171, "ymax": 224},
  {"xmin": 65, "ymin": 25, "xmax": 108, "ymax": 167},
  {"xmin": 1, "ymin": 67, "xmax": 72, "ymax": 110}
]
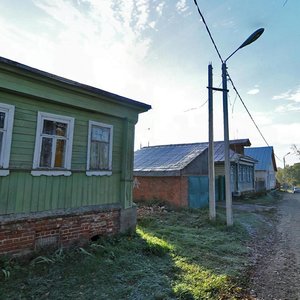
[
  {"xmin": 0, "ymin": 232, "xmax": 178, "ymax": 299},
  {"xmin": 137, "ymin": 207, "xmax": 257, "ymax": 299},
  {"xmin": 0, "ymin": 200, "xmax": 274, "ymax": 300}
]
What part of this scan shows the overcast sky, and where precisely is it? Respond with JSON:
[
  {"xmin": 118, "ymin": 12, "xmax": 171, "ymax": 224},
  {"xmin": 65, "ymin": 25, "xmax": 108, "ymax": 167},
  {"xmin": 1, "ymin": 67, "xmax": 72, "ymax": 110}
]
[{"xmin": 0, "ymin": 0, "xmax": 299, "ymax": 167}]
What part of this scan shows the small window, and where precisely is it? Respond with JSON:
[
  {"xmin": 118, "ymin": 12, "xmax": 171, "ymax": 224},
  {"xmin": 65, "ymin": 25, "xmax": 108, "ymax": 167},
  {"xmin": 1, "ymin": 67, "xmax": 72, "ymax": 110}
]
[
  {"xmin": 0, "ymin": 103, "xmax": 15, "ymax": 176},
  {"xmin": 32, "ymin": 112, "xmax": 74, "ymax": 176},
  {"xmin": 86, "ymin": 121, "xmax": 113, "ymax": 176}
]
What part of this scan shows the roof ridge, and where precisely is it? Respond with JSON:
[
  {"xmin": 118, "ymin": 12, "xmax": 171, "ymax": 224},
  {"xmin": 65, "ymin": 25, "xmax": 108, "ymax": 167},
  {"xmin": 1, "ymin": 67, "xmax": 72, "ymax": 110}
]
[{"xmin": 139, "ymin": 138, "xmax": 249, "ymax": 150}]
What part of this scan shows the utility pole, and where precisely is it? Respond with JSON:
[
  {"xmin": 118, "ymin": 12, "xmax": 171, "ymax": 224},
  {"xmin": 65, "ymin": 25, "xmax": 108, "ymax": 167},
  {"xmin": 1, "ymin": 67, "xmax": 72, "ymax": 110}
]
[
  {"xmin": 220, "ymin": 28, "xmax": 264, "ymax": 226},
  {"xmin": 208, "ymin": 63, "xmax": 216, "ymax": 221},
  {"xmin": 222, "ymin": 62, "xmax": 233, "ymax": 226}
]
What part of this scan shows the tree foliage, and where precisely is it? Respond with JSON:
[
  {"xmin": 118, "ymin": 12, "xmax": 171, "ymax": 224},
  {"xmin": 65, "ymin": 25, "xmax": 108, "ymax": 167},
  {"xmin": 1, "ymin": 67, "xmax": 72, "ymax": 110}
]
[{"xmin": 277, "ymin": 163, "xmax": 300, "ymax": 186}]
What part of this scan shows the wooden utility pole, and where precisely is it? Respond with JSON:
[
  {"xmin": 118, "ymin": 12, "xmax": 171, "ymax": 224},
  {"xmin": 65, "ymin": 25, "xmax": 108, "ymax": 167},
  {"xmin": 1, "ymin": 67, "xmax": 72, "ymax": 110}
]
[{"xmin": 208, "ymin": 63, "xmax": 216, "ymax": 221}]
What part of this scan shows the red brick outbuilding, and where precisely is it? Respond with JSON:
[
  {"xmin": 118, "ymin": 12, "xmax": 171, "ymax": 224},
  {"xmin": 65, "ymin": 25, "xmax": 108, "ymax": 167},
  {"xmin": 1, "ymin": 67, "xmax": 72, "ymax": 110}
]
[{"xmin": 133, "ymin": 140, "xmax": 257, "ymax": 208}]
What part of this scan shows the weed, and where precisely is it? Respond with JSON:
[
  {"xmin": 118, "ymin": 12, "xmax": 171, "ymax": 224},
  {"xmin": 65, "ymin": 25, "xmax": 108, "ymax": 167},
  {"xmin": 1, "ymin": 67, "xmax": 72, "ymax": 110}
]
[
  {"xmin": 30, "ymin": 255, "xmax": 54, "ymax": 266},
  {"xmin": 1, "ymin": 268, "xmax": 10, "ymax": 280},
  {"xmin": 78, "ymin": 247, "xmax": 95, "ymax": 258},
  {"xmin": 0, "ymin": 193, "xmax": 277, "ymax": 299}
]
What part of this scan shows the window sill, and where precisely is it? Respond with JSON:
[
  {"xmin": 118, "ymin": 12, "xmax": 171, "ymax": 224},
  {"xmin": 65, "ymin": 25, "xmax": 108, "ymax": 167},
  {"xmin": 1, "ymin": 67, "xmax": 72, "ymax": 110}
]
[
  {"xmin": 31, "ymin": 170, "xmax": 72, "ymax": 177},
  {"xmin": 86, "ymin": 171, "xmax": 112, "ymax": 177},
  {"xmin": 0, "ymin": 170, "xmax": 9, "ymax": 176}
]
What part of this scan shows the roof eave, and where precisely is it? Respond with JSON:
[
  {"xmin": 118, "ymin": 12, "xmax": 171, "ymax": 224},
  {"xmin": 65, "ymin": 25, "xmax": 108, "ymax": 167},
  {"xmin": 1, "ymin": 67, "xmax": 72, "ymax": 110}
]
[{"xmin": 0, "ymin": 56, "xmax": 151, "ymax": 113}]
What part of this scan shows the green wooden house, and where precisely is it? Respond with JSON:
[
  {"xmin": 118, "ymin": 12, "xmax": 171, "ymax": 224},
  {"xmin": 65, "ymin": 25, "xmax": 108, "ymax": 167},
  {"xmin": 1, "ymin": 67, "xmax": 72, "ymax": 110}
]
[{"xmin": 0, "ymin": 56, "xmax": 150, "ymax": 256}]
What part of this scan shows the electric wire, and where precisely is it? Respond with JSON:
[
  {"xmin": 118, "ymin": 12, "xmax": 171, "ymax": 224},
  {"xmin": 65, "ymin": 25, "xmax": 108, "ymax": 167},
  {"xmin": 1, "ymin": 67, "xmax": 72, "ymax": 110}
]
[
  {"xmin": 184, "ymin": 82, "xmax": 222, "ymax": 112},
  {"xmin": 231, "ymin": 92, "xmax": 238, "ymax": 114},
  {"xmin": 227, "ymin": 74, "xmax": 270, "ymax": 147},
  {"xmin": 192, "ymin": 0, "xmax": 274, "ymax": 153},
  {"xmin": 184, "ymin": 100, "xmax": 207, "ymax": 112},
  {"xmin": 193, "ymin": 0, "xmax": 223, "ymax": 63}
]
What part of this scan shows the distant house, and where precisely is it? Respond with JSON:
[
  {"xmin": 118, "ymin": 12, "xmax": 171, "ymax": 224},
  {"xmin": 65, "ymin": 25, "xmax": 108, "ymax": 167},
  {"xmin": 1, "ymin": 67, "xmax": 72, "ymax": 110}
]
[
  {"xmin": 0, "ymin": 56, "xmax": 150, "ymax": 256},
  {"xmin": 244, "ymin": 146, "xmax": 277, "ymax": 192},
  {"xmin": 133, "ymin": 139, "xmax": 256, "ymax": 208}
]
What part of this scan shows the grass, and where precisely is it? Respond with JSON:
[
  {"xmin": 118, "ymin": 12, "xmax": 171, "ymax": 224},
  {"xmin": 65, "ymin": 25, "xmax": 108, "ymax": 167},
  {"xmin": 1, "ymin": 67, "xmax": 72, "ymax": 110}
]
[
  {"xmin": 235, "ymin": 190, "xmax": 281, "ymax": 205},
  {"xmin": 0, "ymin": 193, "xmax": 278, "ymax": 300}
]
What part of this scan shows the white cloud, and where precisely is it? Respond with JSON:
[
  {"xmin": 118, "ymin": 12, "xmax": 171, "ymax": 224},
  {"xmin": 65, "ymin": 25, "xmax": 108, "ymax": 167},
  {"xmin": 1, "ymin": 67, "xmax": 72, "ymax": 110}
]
[
  {"xmin": 8, "ymin": 0, "xmax": 153, "ymax": 95},
  {"xmin": 289, "ymin": 89, "xmax": 300, "ymax": 102},
  {"xmin": 156, "ymin": 2, "xmax": 165, "ymax": 16},
  {"xmin": 272, "ymin": 87, "xmax": 300, "ymax": 102},
  {"xmin": 275, "ymin": 103, "xmax": 300, "ymax": 113},
  {"xmin": 247, "ymin": 88, "xmax": 260, "ymax": 95},
  {"xmin": 176, "ymin": 0, "xmax": 188, "ymax": 13}
]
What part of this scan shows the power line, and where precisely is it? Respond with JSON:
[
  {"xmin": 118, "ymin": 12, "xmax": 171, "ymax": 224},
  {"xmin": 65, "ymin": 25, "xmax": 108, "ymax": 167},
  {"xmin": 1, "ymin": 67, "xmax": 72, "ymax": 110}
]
[
  {"xmin": 192, "ymin": 0, "xmax": 272, "ymax": 150},
  {"xmin": 184, "ymin": 100, "xmax": 207, "ymax": 112},
  {"xmin": 227, "ymin": 73, "xmax": 270, "ymax": 146},
  {"xmin": 184, "ymin": 82, "xmax": 222, "ymax": 112},
  {"xmin": 193, "ymin": 0, "xmax": 223, "ymax": 63}
]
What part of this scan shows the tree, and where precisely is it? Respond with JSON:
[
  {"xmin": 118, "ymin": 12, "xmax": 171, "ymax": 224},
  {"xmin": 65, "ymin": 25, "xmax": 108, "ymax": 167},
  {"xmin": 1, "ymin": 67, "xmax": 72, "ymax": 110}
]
[
  {"xmin": 277, "ymin": 163, "xmax": 300, "ymax": 188},
  {"xmin": 291, "ymin": 144, "xmax": 300, "ymax": 159}
]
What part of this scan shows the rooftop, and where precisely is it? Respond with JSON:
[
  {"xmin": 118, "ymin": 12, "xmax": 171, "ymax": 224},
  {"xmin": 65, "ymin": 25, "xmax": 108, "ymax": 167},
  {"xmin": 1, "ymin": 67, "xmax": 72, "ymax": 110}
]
[
  {"xmin": 0, "ymin": 56, "xmax": 151, "ymax": 112},
  {"xmin": 134, "ymin": 140, "xmax": 252, "ymax": 173},
  {"xmin": 244, "ymin": 146, "xmax": 277, "ymax": 171}
]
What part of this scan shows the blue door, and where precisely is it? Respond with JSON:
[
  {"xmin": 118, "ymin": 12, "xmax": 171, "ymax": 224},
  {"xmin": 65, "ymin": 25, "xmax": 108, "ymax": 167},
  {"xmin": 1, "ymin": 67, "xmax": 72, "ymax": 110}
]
[
  {"xmin": 215, "ymin": 176, "xmax": 225, "ymax": 202},
  {"xmin": 188, "ymin": 176, "xmax": 209, "ymax": 208}
]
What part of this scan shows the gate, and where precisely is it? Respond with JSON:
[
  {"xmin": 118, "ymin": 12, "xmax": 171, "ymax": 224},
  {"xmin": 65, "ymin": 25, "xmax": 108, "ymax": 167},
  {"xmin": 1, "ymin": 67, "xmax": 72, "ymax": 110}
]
[
  {"xmin": 188, "ymin": 176, "xmax": 209, "ymax": 208},
  {"xmin": 188, "ymin": 176, "xmax": 225, "ymax": 208}
]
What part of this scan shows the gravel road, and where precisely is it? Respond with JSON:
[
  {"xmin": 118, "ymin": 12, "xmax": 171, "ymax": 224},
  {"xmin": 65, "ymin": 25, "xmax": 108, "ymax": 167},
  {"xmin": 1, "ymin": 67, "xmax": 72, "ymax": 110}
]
[{"xmin": 250, "ymin": 192, "xmax": 300, "ymax": 300}]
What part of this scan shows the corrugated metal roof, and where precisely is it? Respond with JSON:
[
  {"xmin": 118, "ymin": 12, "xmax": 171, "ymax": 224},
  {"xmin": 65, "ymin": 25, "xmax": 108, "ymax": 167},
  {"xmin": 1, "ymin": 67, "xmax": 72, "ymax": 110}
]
[
  {"xmin": 134, "ymin": 141, "xmax": 240, "ymax": 173},
  {"xmin": 134, "ymin": 143, "xmax": 206, "ymax": 172},
  {"xmin": 244, "ymin": 146, "xmax": 276, "ymax": 171}
]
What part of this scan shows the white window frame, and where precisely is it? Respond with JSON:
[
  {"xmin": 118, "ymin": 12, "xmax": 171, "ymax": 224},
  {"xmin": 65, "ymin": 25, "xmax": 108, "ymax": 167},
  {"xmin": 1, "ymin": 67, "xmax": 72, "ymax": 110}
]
[
  {"xmin": 0, "ymin": 103, "xmax": 15, "ymax": 176},
  {"xmin": 31, "ymin": 112, "xmax": 74, "ymax": 177},
  {"xmin": 86, "ymin": 121, "xmax": 113, "ymax": 176}
]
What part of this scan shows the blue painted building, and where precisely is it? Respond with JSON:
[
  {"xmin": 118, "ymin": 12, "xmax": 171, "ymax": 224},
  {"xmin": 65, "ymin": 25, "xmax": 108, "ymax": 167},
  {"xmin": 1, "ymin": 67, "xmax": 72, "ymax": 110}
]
[{"xmin": 245, "ymin": 146, "xmax": 277, "ymax": 191}]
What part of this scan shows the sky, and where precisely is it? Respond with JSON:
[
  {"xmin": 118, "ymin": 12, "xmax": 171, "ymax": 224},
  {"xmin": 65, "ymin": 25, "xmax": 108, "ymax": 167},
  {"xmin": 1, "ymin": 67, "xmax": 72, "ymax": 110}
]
[{"xmin": 0, "ymin": 0, "xmax": 299, "ymax": 168}]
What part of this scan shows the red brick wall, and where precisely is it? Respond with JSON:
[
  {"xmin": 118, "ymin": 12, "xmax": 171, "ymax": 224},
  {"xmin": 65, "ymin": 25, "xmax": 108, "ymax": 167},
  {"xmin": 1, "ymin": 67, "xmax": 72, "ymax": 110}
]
[
  {"xmin": 0, "ymin": 208, "xmax": 120, "ymax": 256},
  {"xmin": 133, "ymin": 176, "xmax": 188, "ymax": 207}
]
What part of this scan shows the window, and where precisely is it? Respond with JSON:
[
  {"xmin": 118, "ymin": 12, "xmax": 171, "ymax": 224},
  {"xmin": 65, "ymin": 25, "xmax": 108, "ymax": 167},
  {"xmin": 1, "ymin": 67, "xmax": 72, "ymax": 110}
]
[
  {"xmin": 86, "ymin": 121, "xmax": 113, "ymax": 176},
  {"xmin": 32, "ymin": 112, "xmax": 74, "ymax": 176},
  {"xmin": 0, "ymin": 103, "xmax": 15, "ymax": 176}
]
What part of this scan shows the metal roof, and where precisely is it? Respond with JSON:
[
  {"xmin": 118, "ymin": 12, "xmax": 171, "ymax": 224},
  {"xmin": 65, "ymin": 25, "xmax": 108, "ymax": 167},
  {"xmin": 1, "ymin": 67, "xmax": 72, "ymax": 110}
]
[
  {"xmin": 134, "ymin": 143, "xmax": 207, "ymax": 172},
  {"xmin": 134, "ymin": 141, "xmax": 242, "ymax": 173},
  {"xmin": 244, "ymin": 146, "xmax": 277, "ymax": 171},
  {"xmin": 0, "ymin": 56, "xmax": 151, "ymax": 112}
]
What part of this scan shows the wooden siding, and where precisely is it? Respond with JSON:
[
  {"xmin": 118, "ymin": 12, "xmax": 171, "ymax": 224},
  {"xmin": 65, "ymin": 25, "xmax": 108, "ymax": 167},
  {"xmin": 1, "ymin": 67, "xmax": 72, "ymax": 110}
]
[
  {"xmin": 0, "ymin": 172, "xmax": 121, "ymax": 215},
  {"xmin": 182, "ymin": 149, "xmax": 208, "ymax": 176},
  {"xmin": 0, "ymin": 68, "xmax": 140, "ymax": 122},
  {"xmin": 215, "ymin": 164, "xmax": 225, "ymax": 176},
  {"xmin": 0, "ymin": 88, "xmax": 136, "ymax": 214},
  {"xmin": 1, "ymin": 91, "xmax": 123, "ymax": 170}
]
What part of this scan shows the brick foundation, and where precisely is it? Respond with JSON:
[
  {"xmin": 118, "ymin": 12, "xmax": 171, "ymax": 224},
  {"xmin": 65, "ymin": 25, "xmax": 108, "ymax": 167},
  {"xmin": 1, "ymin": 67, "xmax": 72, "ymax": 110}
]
[
  {"xmin": 133, "ymin": 176, "xmax": 188, "ymax": 207},
  {"xmin": 0, "ymin": 205, "xmax": 122, "ymax": 257}
]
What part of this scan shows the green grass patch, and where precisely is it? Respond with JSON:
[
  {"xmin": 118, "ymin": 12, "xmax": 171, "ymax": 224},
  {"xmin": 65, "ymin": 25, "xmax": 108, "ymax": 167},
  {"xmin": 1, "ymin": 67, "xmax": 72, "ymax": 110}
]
[
  {"xmin": 236, "ymin": 190, "xmax": 282, "ymax": 206},
  {"xmin": 0, "ymin": 193, "xmax": 278, "ymax": 299}
]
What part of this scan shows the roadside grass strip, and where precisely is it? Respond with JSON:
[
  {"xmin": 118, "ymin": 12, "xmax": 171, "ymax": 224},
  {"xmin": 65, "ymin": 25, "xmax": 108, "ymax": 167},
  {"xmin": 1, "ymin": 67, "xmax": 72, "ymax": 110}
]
[{"xmin": 0, "ymin": 195, "xmax": 277, "ymax": 299}]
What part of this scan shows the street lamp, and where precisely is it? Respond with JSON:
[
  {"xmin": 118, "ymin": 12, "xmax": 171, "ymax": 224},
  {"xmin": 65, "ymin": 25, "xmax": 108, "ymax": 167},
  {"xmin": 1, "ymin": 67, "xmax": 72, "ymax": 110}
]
[
  {"xmin": 283, "ymin": 152, "xmax": 290, "ymax": 169},
  {"xmin": 222, "ymin": 28, "xmax": 264, "ymax": 226},
  {"xmin": 283, "ymin": 152, "xmax": 290, "ymax": 191}
]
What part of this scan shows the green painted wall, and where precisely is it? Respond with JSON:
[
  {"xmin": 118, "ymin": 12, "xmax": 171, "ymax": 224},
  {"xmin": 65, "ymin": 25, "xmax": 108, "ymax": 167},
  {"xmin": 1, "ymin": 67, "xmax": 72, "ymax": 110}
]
[
  {"xmin": 0, "ymin": 172, "xmax": 121, "ymax": 214},
  {"xmin": 0, "ymin": 68, "xmax": 144, "ymax": 214}
]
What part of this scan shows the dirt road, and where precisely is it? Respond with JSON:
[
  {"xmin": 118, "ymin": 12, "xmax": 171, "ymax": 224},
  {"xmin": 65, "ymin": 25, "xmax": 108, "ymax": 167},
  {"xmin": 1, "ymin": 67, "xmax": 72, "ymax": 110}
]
[{"xmin": 250, "ymin": 192, "xmax": 300, "ymax": 299}]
